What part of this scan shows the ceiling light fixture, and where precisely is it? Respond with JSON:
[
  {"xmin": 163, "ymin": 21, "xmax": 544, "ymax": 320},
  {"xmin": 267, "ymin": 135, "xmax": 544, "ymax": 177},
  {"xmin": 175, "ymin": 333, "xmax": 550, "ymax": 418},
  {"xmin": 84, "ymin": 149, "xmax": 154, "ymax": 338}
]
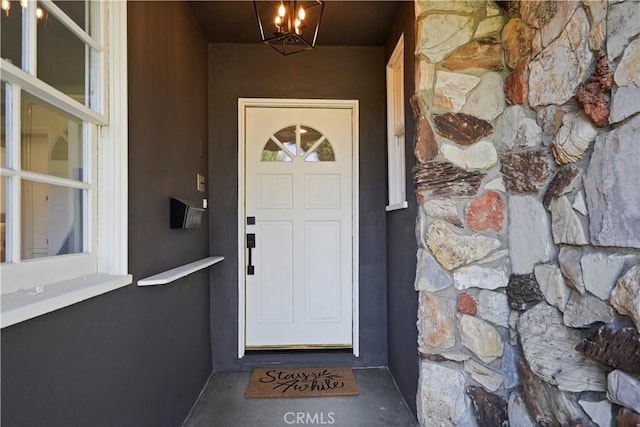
[{"xmin": 253, "ymin": 0, "xmax": 324, "ymax": 56}]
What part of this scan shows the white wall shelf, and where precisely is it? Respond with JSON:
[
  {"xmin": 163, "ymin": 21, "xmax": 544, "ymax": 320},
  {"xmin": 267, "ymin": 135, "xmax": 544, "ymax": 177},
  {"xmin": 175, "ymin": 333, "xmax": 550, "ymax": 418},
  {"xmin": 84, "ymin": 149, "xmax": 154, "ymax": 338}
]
[{"xmin": 137, "ymin": 256, "xmax": 224, "ymax": 286}]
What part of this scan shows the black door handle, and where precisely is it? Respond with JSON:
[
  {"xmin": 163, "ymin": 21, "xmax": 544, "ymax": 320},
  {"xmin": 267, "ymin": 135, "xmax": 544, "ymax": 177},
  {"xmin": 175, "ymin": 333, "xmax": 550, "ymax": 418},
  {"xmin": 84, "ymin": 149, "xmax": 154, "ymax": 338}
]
[{"xmin": 247, "ymin": 233, "xmax": 256, "ymax": 275}]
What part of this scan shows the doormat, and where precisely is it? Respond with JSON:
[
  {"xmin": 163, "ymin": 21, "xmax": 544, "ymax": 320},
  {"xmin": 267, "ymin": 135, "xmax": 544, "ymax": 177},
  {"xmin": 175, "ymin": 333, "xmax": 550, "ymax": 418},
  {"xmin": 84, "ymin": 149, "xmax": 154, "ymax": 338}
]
[{"xmin": 245, "ymin": 367, "xmax": 358, "ymax": 398}]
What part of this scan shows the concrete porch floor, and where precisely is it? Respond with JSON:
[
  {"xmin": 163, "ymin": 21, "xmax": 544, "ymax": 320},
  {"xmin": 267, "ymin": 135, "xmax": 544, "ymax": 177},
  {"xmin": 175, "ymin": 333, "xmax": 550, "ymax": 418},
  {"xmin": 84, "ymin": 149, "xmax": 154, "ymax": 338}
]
[{"xmin": 182, "ymin": 368, "xmax": 418, "ymax": 427}]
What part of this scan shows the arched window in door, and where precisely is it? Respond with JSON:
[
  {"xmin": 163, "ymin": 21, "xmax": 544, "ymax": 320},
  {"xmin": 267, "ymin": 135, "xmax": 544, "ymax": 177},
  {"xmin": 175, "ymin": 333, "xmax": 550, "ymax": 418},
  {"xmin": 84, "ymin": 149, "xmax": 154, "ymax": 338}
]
[{"xmin": 261, "ymin": 124, "xmax": 335, "ymax": 162}]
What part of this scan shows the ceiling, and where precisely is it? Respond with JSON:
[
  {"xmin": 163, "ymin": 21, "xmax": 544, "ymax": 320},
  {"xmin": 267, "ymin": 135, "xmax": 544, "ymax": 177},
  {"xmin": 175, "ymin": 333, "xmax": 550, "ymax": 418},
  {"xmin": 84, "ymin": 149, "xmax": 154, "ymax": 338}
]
[{"xmin": 189, "ymin": 1, "xmax": 404, "ymax": 46}]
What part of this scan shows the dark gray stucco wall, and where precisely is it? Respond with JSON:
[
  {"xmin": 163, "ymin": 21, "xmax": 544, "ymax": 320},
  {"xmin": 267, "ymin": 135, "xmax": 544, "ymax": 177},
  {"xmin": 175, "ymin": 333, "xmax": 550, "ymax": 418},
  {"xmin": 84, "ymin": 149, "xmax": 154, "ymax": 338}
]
[
  {"xmin": 1, "ymin": 3, "xmax": 211, "ymax": 426},
  {"xmin": 209, "ymin": 44, "xmax": 388, "ymax": 370},
  {"xmin": 384, "ymin": 2, "xmax": 419, "ymax": 416}
]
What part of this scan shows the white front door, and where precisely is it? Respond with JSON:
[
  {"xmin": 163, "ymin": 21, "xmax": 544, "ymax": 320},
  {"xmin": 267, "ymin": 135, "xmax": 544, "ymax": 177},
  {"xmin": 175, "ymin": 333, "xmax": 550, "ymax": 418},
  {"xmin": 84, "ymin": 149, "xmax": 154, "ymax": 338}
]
[{"xmin": 241, "ymin": 100, "xmax": 356, "ymax": 349}]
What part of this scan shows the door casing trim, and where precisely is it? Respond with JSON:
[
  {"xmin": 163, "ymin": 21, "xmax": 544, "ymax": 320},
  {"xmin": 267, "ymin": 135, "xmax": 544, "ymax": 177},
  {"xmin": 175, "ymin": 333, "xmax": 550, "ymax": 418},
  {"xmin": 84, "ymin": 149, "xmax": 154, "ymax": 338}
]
[{"xmin": 237, "ymin": 98, "xmax": 360, "ymax": 358}]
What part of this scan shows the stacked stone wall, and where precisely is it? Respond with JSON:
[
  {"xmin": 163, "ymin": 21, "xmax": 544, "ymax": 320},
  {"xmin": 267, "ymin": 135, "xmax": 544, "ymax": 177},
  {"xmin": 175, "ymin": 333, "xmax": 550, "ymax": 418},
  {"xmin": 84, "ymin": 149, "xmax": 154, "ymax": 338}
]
[{"xmin": 412, "ymin": 1, "xmax": 640, "ymax": 425}]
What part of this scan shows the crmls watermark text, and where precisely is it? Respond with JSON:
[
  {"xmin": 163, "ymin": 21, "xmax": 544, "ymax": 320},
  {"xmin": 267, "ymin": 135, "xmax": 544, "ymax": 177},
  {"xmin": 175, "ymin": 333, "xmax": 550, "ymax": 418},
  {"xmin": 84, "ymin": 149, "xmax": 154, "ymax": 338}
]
[{"xmin": 283, "ymin": 411, "xmax": 335, "ymax": 425}]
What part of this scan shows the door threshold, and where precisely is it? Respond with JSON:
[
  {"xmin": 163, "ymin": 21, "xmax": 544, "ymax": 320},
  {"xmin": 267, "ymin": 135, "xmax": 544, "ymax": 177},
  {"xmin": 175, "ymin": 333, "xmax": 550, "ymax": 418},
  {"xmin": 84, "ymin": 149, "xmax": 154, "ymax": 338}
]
[{"xmin": 246, "ymin": 344, "xmax": 352, "ymax": 351}]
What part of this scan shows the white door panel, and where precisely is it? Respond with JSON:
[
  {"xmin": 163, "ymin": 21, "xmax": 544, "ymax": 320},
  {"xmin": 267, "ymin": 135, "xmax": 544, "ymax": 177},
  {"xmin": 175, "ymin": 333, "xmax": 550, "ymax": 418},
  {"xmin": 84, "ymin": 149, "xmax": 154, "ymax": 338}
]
[{"xmin": 244, "ymin": 104, "xmax": 354, "ymax": 348}]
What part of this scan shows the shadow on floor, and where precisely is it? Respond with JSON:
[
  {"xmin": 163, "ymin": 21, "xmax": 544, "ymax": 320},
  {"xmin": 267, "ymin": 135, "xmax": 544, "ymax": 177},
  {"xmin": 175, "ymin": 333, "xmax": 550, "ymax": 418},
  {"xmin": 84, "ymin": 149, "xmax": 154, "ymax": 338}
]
[{"xmin": 183, "ymin": 367, "xmax": 418, "ymax": 427}]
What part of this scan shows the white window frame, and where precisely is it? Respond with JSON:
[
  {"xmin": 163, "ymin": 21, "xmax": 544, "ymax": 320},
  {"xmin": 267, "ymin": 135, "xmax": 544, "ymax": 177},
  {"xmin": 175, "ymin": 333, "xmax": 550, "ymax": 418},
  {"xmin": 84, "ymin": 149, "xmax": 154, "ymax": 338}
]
[
  {"xmin": 385, "ymin": 34, "xmax": 407, "ymax": 212},
  {"xmin": 0, "ymin": 0, "xmax": 131, "ymax": 328}
]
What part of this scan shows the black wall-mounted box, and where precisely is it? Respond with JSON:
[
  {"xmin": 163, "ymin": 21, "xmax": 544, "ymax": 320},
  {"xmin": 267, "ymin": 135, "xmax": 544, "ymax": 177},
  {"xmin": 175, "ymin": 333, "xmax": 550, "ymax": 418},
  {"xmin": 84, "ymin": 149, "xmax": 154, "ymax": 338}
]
[{"xmin": 170, "ymin": 197, "xmax": 204, "ymax": 229}]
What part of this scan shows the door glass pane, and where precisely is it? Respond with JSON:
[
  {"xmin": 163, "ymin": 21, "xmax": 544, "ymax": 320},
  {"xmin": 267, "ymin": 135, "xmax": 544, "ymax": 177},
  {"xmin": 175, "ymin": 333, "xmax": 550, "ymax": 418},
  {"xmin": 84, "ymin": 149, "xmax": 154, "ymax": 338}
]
[
  {"xmin": 21, "ymin": 92, "xmax": 84, "ymax": 181},
  {"xmin": 299, "ymin": 126, "xmax": 323, "ymax": 156},
  {"xmin": 0, "ymin": 0, "xmax": 22, "ymax": 67},
  {"xmin": 305, "ymin": 139, "xmax": 335, "ymax": 162},
  {"xmin": 273, "ymin": 125, "xmax": 297, "ymax": 156},
  {"xmin": 262, "ymin": 139, "xmax": 292, "ymax": 162},
  {"xmin": 21, "ymin": 180, "xmax": 84, "ymax": 259},
  {"xmin": 37, "ymin": 2, "xmax": 87, "ymax": 104}
]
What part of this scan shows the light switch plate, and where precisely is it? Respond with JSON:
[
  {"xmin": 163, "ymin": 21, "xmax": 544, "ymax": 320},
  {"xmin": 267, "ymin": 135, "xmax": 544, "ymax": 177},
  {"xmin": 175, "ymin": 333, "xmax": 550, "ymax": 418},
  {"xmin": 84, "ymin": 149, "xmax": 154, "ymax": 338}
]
[{"xmin": 197, "ymin": 174, "xmax": 206, "ymax": 192}]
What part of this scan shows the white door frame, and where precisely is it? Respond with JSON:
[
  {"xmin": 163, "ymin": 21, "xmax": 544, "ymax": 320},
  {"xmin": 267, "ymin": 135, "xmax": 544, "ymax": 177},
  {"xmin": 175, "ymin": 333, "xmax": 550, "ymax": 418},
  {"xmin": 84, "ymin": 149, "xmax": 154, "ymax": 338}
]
[{"xmin": 237, "ymin": 98, "xmax": 360, "ymax": 358}]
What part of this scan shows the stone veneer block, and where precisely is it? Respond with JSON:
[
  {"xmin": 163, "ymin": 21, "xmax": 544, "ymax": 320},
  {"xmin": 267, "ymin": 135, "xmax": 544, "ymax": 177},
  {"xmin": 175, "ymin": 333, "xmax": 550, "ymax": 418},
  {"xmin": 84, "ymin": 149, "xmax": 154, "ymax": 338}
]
[
  {"xmin": 578, "ymin": 400, "xmax": 613, "ymax": 427},
  {"xmin": 500, "ymin": 149, "xmax": 550, "ymax": 193},
  {"xmin": 433, "ymin": 71, "xmax": 481, "ymax": 112},
  {"xmin": 551, "ymin": 111, "xmax": 599, "ymax": 164},
  {"xmin": 475, "ymin": 15, "xmax": 504, "ymax": 39},
  {"xmin": 563, "ymin": 290, "xmax": 616, "ymax": 328},
  {"xmin": 506, "ymin": 274, "xmax": 544, "ymax": 311},
  {"xmin": 607, "ymin": 370, "xmax": 640, "ymax": 413},
  {"xmin": 414, "ymin": 161, "xmax": 485, "ymax": 197},
  {"xmin": 581, "ymin": 252, "xmax": 632, "ymax": 300},
  {"xmin": 585, "ymin": 113, "xmax": 640, "ymax": 248},
  {"xmin": 409, "ymin": 94, "xmax": 438, "ymax": 163},
  {"xmin": 518, "ymin": 358, "xmax": 596, "ymax": 425},
  {"xmin": 417, "ymin": 361, "xmax": 469, "ymax": 426},
  {"xmin": 550, "ymin": 196, "xmax": 588, "ymax": 246},
  {"xmin": 558, "ymin": 245, "xmax": 585, "ymax": 294},
  {"xmin": 508, "ymin": 195, "xmax": 555, "ymax": 274},
  {"xmin": 502, "ymin": 18, "xmax": 532, "ymax": 69},
  {"xmin": 476, "ymin": 290, "xmax": 510, "ymax": 328},
  {"xmin": 427, "ymin": 220, "xmax": 501, "ymax": 271},
  {"xmin": 441, "ymin": 40, "xmax": 504, "ymax": 72},
  {"xmin": 543, "ymin": 165, "xmax": 581, "ymax": 210},
  {"xmin": 457, "ymin": 292, "xmax": 477, "ymax": 315},
  {"xmin": 440, "ymin": 140, "xmax": 498, "ymax": 171},
  {"xmin": 505, "ymin": 58, "xmax": 529, "ymax": 105},
  {"xmin": 528, "ymin": 8, "xmax": 593, "ymax": 107},
  {"xmin": 538, "ymin": 0, "xmax": 579, "ymax": 48},
  {"xmin": 422, "ymin": 198, "xmax": 463, "ymax": 228},
  {"xmin": 454, "ymin": 264, "xmax": 509, "ymax": 291},
  {"xmin": 614, "ymin": 38, "xmax": 640, "ymax": 87},
  {"xmin": 508, "ymin": 394, "xmax": 536, "ymax": 427},
  {"xmin": 417, "ymin": 14, "xmax": 474, "ymax": 63},
  {"xmin": 610, "ymin": 84, "xmax": 640, "ymax": 124},
  {"xmin": 467, "ymin": 386, "xmax": 508, "ymax": 426},
  {"xmin": 464, "ymin": 360, "xmax": 504, "ymax": 392},
  {"xmin": 576, "ymin": 55, "xmax": 613, "ymax": 128},
  {"xmin": 497, "ymin": 105, "xmax": 541, "ymax": 149},
  {"xmin": 611, "ymin": 264, "xmax": 640, "ymax": 330},
  {"xmin": 606, "ymin": 1, "xmax": 640, "ymax": 61},
  {"xmin": 414, "ymin": 248, "xmax": 452, "ymax": 292},
  {"xmin": 534, "ymin": 263, "xmax": 570, "ymax": 311},
  {"xmin": 617, "ymin": 408, "xmax": 640, "ymax": 426},
  {"xmin": 577, "ymin": 326, "xmax": 640, "ymax": 376},
  {"xmin": 433, "ymin": 112, "xmax": 493, "ymax": 146},
  {"xmin": 465, "ymin": 191, "xmax": 505, "ymax": 233},
  {"xmin": 417, "ymin": 292, "xmax": 455, "ymax": 352},
  {"xmin": 502, "ymin": 344, "xmax": 521, "ymax": 389},
  {"xmin": 415, "ymin": 0, "xmax": 484, "ymax": 18},
  {"xmin": 459, "ymin": 314, "xmax": 503, "ymax": 363},
  {"xmin": 518, "ymin": 303, "xmax": 607, "ymax": 392},
  {"xmin": 417, "ymin": 59, "xmax": 435, "ymax": 91},
  {"xmin": 461, "ymin": 72, "xmax": 506, "ymax": 122},
  {"xmin": 584, "ymin": 1, "xmax": 607, "ymax": 51}
]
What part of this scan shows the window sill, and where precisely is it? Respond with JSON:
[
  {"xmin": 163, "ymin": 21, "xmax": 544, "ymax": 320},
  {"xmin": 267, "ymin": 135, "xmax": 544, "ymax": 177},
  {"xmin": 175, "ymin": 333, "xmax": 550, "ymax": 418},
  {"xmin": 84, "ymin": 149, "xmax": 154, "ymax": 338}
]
[
  {"xmin": 1, "ymin": 273, "xmax": 132, "ymax": 328},
  {"xmin": 137, "ymin": 256, "xmax": 224, "ymax": 286},
  {"xmin": 385, "ymin": 201, "xmax": 408, "ymax": 212}
]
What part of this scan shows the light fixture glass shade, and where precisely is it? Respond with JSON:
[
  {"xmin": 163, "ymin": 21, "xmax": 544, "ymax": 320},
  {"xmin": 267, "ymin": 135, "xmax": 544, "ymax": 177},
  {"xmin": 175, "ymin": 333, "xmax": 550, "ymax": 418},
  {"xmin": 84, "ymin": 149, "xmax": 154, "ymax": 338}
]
[{"xmin": 253, "ymin": 0, "xmax": 324, "ymax": 56}]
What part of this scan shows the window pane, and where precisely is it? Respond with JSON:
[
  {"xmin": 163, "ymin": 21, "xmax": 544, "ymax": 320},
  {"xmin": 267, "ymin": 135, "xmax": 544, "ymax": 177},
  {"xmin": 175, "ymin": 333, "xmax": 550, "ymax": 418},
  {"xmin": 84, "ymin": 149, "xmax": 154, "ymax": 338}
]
[
  {"xmin": 1, "ymin": 81, "xmax": 7, "ymax": 168},
  {"xmin": 37, "ymin": 3, "xmax": 87, "ymax": 104},
  {"xmin": 53, "ymin": 0, "xmax": 87, "ymax": 31},
  {"xmin": 0, "ymin": 0, "xmax": 22, "ymax": 67},
  {"xmin": 1, "ymin": 177, "xmax": 6, "ymax": 262},
  {"xmin": 21, "ymin": 92, "xmax": 84, "ymax": 181},
  {"xmin": 21, "ymin": 180, "xmax": 84, "ymax": 259}
]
